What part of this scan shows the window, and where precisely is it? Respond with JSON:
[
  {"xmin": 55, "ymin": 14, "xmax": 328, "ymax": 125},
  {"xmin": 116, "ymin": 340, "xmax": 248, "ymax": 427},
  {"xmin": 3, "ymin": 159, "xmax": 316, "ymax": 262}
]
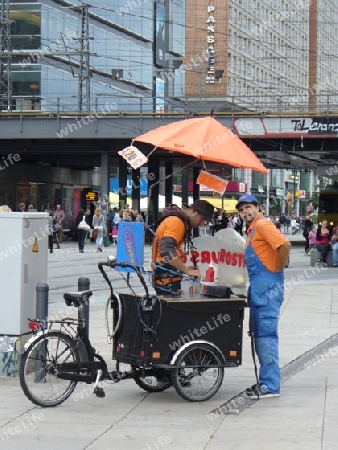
[{"xmin": 10, "ymin": 4, "xmax": 41, "ymax": 50}]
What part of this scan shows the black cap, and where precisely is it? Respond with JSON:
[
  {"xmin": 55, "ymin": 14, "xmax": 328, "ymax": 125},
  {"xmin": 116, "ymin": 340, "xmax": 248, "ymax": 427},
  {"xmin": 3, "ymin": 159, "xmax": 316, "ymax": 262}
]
[{"xmin": 191, "ymin": 199, "xmax": 214, "ymax": 222}]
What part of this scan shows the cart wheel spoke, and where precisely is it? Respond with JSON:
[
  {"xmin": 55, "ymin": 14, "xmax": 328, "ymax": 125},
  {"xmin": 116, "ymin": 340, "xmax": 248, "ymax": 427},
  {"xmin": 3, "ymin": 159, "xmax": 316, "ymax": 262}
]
[{"xmin": 171, "ymin": 343, "xmax": 224, "ymax": 402}]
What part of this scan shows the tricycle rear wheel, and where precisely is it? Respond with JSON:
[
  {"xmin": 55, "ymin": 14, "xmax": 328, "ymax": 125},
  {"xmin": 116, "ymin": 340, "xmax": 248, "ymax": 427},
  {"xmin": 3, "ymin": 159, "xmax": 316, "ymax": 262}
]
[{"xmin": 171, "ymin": 343, "xmax": 224, "ymax": 402}]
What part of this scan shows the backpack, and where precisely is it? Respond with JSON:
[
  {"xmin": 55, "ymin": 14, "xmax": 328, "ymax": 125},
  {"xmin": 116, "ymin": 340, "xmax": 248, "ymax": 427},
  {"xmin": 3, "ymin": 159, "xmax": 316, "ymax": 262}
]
[
  {"xmin": 152, "ymin": 206, "xmax": 197, "ymax": 264},
  {"xmin": 152, "ymin": 207, "xmax": 191, "ymax": 244}
]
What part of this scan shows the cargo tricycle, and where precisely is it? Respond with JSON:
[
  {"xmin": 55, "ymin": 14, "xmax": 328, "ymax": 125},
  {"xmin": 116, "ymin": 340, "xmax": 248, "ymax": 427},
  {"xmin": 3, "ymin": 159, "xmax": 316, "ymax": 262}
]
[{"xmin": 20, "ymin": 259, "xmax": 246, "ymax": 406}]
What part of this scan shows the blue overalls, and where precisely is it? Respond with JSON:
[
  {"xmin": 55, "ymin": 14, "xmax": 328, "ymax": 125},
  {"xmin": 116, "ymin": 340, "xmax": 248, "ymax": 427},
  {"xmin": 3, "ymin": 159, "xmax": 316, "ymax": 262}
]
[{"xmin": 245, "ymin": 223, "xmax": 284, "ymax": 394}]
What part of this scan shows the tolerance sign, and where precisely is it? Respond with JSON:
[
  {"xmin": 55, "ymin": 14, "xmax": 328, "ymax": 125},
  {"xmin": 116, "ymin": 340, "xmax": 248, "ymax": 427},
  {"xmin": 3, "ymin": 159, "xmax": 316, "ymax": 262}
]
[{"xmin": 118, "ymin": 145, "xmax": 148, "ymax": 169}]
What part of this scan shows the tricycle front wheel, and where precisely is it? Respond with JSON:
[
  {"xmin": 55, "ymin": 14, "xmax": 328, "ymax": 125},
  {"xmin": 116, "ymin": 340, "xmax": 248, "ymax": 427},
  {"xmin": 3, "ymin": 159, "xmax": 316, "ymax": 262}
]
[
  {"xmin": 171, "ymin": 343, "xmax": 224, "ymax": 402},
  {"xmin": 134, "ymin": 368, "xmax": 172, "ymax": 393}
]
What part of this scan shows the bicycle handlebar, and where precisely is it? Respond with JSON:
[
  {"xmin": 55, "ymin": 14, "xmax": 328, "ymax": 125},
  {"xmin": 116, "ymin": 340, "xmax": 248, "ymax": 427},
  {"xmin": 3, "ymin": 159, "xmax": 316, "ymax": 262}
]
[{"xmin": 98, "ymin": 258, "xmax": 150, "ymax": 298}]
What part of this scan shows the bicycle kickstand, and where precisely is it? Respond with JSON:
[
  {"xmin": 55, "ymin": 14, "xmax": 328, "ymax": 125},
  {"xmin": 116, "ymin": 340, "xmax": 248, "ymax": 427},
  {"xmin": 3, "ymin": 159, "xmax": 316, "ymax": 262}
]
[{"xmin": 93, "ymin": 369, "xmax": 105, "ymax": 398}]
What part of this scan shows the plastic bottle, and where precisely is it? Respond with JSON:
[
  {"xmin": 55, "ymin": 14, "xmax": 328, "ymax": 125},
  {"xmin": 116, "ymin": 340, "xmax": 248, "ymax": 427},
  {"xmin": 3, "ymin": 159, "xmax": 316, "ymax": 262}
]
[{"xmin": 205, "ymin": 263, "xmax": 215, "ymax": 282}]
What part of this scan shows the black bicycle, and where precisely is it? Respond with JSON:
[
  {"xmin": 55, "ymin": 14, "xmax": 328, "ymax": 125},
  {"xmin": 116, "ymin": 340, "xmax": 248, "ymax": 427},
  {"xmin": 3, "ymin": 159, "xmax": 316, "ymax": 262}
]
[{"xmin": 20, "ymin": 259, "xmax": 246, "ymax": 406}]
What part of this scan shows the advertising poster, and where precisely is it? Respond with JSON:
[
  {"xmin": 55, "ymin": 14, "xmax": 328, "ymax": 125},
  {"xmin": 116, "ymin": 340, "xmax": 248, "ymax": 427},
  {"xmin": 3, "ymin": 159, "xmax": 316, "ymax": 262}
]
[{"xmin": 116, "ymin": 221, "xmax": 144, "ymax": 273}]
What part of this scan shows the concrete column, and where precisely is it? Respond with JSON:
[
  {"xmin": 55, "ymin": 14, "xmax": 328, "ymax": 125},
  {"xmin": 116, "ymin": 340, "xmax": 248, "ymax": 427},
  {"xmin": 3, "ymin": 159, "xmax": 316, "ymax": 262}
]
[
  {"xmin": 119, "ymin": 157, "xmax": 128, "ymax": 208},
  {"xmin": 131, "ymin": 167, "xmax": 140, "ymax": 211},
  {"xmin": 245, "ymin": 169, "xmax": 252, "ymax": 193},
  {"xmin": 101, "ymin": 153, "xmax": 109, "ymax": 229},
  {"xmin": 265, "ymin": 170, "xmax": 270, "ymax": 216},
  {"xmin": 281, "ymin": 169, "xmax": 286, "ymax": 214},
  {"xmin": 181, "ymin": 165, "xmax": 189, "ymax": 205},
  {"xmin": 165, "ymin": 162, "xmax": 173, "ymax": 206},
  {"xmin": 192, "ymin": 166, "xmax": 200, "ymax": 201},
  {"xmin": 147, "ymin": 158, "xmax": 160, "ymax": 224},
  {"xmin": 309, "ymin": 170, "xmax": 314, "ymax": 197}
]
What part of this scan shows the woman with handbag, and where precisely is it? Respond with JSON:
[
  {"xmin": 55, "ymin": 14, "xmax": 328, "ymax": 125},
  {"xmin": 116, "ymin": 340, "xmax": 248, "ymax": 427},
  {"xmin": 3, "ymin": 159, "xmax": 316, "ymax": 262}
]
[
  {"xmin": 92, "ymin": 207, "xmax": 106, "ymax": 252},
  {"xmin": 75, "ymin": 209, "xmax": 89, "ymax": 253}
]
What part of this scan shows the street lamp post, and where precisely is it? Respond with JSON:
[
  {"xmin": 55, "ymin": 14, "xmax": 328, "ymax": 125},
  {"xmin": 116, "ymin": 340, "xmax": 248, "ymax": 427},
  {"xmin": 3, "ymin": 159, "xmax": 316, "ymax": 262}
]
[{"xmin": 290, "ymin": 170, "xmax": 299, "ymax": 215}]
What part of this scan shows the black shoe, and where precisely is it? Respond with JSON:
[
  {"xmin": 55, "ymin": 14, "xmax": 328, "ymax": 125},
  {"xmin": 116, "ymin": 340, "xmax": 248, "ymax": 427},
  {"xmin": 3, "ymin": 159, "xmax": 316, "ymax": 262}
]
[
  {"xmin": 246, "ymin": 385, "xmax": 280, "ymax": 399},
  {"xmin": 245, "ymin": 383, "xmax": 259, "ymax": 393}
]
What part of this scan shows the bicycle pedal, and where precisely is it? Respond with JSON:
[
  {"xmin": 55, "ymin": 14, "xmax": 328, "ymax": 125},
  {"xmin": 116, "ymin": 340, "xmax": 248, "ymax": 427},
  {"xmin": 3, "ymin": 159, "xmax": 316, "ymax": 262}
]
[{"xmin": 94, "ymin": 387, "xmax": 105, "ymax": 398}]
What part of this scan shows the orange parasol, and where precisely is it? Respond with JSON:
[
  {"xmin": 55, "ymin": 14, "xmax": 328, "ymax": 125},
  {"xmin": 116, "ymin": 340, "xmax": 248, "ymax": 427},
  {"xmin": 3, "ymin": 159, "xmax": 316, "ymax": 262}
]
[{"xmin": 133, "ymin": 116, "xmax": 267, "ymax": 174}]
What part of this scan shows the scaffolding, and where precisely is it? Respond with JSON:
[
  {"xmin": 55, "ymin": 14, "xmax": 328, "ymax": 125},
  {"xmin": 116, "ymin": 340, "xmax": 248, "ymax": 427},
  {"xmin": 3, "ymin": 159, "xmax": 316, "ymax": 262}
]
[
  {"xmin": 77, "ymin": 3, "xmax": 92, "ymax": 111},
  {"xmin": 0, "ymin": 0, "xmax": 12, "ymax": 111}
]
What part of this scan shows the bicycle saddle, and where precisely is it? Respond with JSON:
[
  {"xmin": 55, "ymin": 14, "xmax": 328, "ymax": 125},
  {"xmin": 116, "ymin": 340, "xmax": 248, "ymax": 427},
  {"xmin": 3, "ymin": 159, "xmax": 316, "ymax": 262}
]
[{"xmin": 63, "ymin": 290, "xmax": 93, "ymax": 307}]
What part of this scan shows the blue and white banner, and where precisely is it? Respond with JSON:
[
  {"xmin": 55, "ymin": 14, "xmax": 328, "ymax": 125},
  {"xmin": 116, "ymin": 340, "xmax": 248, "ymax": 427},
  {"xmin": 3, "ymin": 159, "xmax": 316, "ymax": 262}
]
[{"xmin": 116, "ymin": 221, "xmax": 144, "ymax": 272}]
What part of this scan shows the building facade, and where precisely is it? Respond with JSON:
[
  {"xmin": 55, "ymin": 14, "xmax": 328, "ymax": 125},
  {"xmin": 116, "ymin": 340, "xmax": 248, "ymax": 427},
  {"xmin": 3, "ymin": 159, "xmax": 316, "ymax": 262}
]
[
  {"xmin": 183, "ymin": 0, "xmax": 338, "ymax": 215},
  {"xmin": 1, "ymin": 0, "xmax": 335, "ymax": 218},
  {"xmin": 2, "ymin": 0, "xmax": 186, "ymax": 112}
]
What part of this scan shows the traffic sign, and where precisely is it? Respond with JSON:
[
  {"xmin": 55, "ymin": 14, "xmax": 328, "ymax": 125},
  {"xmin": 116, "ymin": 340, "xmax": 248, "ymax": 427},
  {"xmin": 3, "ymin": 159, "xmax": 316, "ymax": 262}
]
[{"xmin": 299, "ymin": 190, "xmax": 306, "ymax": 199}]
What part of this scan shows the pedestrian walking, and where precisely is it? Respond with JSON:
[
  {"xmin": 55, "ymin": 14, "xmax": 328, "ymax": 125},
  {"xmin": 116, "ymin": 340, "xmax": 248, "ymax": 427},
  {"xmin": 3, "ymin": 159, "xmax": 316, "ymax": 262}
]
[
  {"xmin": 316, "ymin": 220, "xmax": 331, "ymax": 268},
  {"xmin": 53, "ymin": 204, "xmax": 65, "ymax": 245},
  {"xmin": 110, "ymin": 225, "xmax": 118, "ymax": 245},
  {"xmin": 92, "ymin": 207, "xmax": 106, "ymax": 252},
  {"xmin": 306, "ymin": 225, "xmax": 317, "ymax": 256},
  {"xmin": 75, "ymin": 209, "xmax": 88, "ymax": 253},
  {"xmin": 303, "ymin": 215, "xmax": 313, "ymax": 255}
]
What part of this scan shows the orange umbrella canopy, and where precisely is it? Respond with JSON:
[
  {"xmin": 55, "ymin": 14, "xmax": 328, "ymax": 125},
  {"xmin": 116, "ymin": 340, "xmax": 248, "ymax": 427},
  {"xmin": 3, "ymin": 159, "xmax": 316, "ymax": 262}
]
[{"xmin": 133, "ymin": 117, "xmax": 268, "ymax": 174}]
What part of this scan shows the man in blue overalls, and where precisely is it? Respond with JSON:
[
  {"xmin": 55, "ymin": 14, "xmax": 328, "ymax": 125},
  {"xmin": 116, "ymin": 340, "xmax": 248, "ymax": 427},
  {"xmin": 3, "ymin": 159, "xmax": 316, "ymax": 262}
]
[{"xmin": 236, "ymin": 195, "xmax": 291, "ymax": 399}]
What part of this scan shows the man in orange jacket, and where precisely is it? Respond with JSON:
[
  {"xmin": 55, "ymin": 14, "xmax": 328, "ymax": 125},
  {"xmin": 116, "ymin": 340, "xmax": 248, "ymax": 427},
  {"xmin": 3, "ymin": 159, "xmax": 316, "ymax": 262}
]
[{"xmin": 152, "ymin": 199, "xmax": 214, "ymax": 296}]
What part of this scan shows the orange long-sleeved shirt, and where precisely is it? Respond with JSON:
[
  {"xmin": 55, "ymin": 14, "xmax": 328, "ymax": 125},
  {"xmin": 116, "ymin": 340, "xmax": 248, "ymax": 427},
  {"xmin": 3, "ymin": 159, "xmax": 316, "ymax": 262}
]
[{"xmin": 246, "ymin": 213, "xmax": 288, "ymax": 272}]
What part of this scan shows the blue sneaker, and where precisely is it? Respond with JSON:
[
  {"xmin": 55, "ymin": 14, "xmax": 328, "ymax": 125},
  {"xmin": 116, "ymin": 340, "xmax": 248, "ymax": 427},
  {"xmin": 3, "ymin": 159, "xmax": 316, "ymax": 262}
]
[{"xmin": 246, "ymin": 385, "xmax": 280, "ymax": 399}]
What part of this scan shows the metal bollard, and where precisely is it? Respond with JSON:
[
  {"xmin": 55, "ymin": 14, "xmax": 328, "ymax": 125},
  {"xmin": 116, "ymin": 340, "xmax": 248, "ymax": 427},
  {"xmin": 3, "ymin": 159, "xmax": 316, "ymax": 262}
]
[
  {"xmin": 78, "ymin": 277, "xmax": 90, "ymax": 339},
  {"xmin": 36, "ymin": 281, "xmax": 49, "ymax": 324}
]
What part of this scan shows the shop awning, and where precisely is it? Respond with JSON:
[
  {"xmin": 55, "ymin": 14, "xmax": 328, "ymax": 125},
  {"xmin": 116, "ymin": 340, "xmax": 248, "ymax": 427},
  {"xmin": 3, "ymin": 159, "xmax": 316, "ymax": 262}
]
[
  {"xmin": 200, "ymin": 197, "xmax": 238, "ymax": 213},
  {"xmin": 109, "ymin": 192, "xmax": 238, "ymax": 213}
]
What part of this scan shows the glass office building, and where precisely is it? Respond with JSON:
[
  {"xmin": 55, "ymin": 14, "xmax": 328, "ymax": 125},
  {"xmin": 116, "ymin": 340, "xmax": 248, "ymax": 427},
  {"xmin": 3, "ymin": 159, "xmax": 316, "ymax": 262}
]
[{"xmin": 6, "ymin": 0, "xmax": 185, "ymax": 112}]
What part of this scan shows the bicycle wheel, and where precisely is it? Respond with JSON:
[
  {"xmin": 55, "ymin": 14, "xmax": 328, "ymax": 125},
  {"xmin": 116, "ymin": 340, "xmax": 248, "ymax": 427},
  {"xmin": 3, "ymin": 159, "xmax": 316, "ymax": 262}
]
[
  {"xmin": 20, "ymin": 331, "xmax": 80, "ymax": 407},
  {"xmin": 134, "ymin": 368, "xmax": 172, "ymax": 393},
  {"xmin": 171, "ymin": 343, "xmax": 224, "ymax": 402}
]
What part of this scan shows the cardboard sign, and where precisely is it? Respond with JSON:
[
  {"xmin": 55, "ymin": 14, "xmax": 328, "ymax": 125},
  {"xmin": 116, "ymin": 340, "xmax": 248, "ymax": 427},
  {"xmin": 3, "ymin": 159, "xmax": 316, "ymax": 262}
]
[
  {"xmin": 118, "ymin": 145, "xmax": 148, "ymax": 169},
  {"xmin": 192, "ymin": 228, "xmax": 246, "ymax": 289}
]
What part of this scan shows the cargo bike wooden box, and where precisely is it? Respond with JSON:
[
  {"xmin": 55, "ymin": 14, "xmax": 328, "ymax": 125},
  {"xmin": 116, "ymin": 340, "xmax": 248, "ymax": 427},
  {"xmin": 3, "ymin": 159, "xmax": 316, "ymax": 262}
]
[{"xmin": 113, "ymin": 290, "xmax": 246, "ymax": 402}]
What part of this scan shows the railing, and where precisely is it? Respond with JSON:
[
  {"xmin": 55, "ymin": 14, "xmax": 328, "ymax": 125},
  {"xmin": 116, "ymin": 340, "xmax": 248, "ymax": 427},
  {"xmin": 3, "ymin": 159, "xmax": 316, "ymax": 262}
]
[{"xmin": 2, "ymin": 93, "xmax": 338, "ymax": 118}]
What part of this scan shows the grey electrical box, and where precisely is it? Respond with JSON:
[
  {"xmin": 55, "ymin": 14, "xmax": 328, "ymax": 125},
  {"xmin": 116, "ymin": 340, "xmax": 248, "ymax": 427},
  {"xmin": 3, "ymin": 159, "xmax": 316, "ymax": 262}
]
[{"xmin": 0, "ymin": 212, "xmax": 48, "ymax": 335}]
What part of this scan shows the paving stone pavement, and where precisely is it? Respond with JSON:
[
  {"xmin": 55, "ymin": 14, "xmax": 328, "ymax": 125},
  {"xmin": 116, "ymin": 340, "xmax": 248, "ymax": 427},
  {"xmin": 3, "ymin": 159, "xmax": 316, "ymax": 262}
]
[{"xmin": 1, "ymin": 234, "xmax": 338, "ymax": 450}]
